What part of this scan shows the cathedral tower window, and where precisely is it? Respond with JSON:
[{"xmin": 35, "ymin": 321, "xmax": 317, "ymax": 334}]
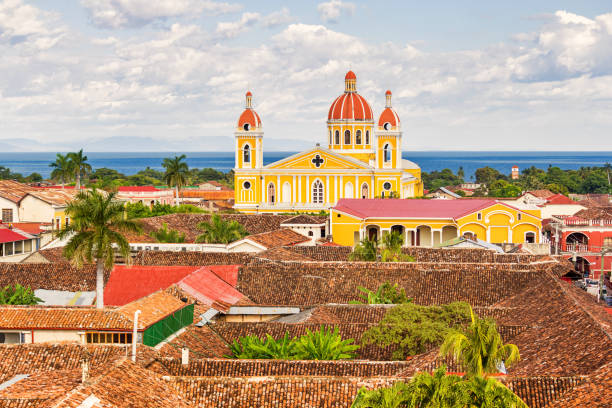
[
  {"xmin": 356, "ymin": 130, "xmax": 362, "ymax": 144},
  {"xmin": 365, "ymin": 130, "xmax": 370, "ymax": 144},
  {"xmin": 383, "ymin": 144, "xmax": 391, "ymax": 163},
  {"xmin": 329, "ymin": 131, "xmax": 332, "ymax": 145},
  {"xmin": 268, "ymin": 183, "xmax": 275, "ymax": 204},
  {"xmin": 312, "ymin": 180, "xmax": 324, "ymax": 204},
  {"xmin": 335, "ymin": 130, "xmax": 340, "ymax": 145},
  {"xmin": 243, "ymin": 181, "xmax": 251, "ymax": 190},
  {"xmin": 361, "ymin": 183, "xmax": 369, "ymax": 199},
  {"xmin": 243, "ymin": 145, "xmax": 250, "ymax": 163},
  {"xmin": 344, "ymin": 130, "xmax": 351, "ymax": 145}
]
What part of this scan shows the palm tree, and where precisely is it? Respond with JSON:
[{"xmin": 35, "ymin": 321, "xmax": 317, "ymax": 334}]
[
  {"xmin": 162, "ymin": 154, "xmax": 189, "ymax": 206},
  {"xmin": 67, "ymin": 149, "xmax": 92, "ymax": 189},
  {"xmin": 58, "ymin": 190, "xmax": 141, "ymax": 309},
  {"xmin": 49, "ymin": 153, "xmax": 73, "ymax": 188},
  {"xmin": 463, "ymin": 375, "xmax": 527, "ymax": 408},
  {"xmin": 440, "ymin": 308, "xmax": 520, "ymax": 377},
  {"xmin": 408, "ymin": 366, "xmax": 465, "ymax": 408},
  {"xmin": 195, "ymin": 214, "xmax": 247, "ymax": 244},
  {"xmin": 351, "ymin": 382, "xmax": 412, "ymax": 408},
  {"xmin": 349, "ymin": 237, "xmax": 378, "ymax": 261}
]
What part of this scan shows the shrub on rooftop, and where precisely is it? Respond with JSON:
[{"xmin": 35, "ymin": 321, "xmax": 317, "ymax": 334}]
[
  {"xmin": 0, "ymin": 284, "xmax": 43, "ymax": 305},
  {"xmin": 195, "ymin": 214, "xmax": 248, "ymax": 244},
  {"xmin": 361, "ymin": 302, "xmax": 471, "ymax": 359},
  {"xmin": 150, "ymin": 223, "xmax": 186, "ymax": 243},
  {"xmin": 351, "ymin": 282, "xmax": 412, "ymax": 305}
]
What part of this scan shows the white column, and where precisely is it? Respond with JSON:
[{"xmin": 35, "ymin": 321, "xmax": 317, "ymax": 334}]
[
  {"xmin": 339, "ymin": 175, "xmax": 343, "ymax": 199},
  {"xmin": 335, "ymin": 176, "xmax": 338, "ymax": 203},
  {"xmin": 371, "ymin": 175, "xmax": 375, "ymax": 198},
  {"xmin": 235, "ymin": 138, "xmax": 239, "ymax": 168},
  {"xmin": 306, "ymin": 175, "xmax": 310, "ymax": 203},
  {"xmin": 254, "ymin": 138, "xmax": 258, "ymax": 169},
  {"xmin": 326, "ymin": 175, "xmax": 330, "ymax": 204},
  {"xmin": 396, "ymin": 136, "xmax": 402, "ymax": 169},
  {"xmin": 292, "ymin": 175, "xmax": 296, "ymax": 203},
  {"xmin": 430, "ymin": 230, "xmax": 434, "ymax": 248},
  {"xmin": 277, "ymin": 175, "xmax": 280, "ymax": 204},
  {"xmin": 354, "ymin": 175, "xmax": 358, "ymax": 198},
  {"xmin": 298, "ymin": 176, "xmax": 302, "ymax": 203}
]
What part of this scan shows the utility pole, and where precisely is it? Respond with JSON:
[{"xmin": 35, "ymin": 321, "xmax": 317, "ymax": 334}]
[{"xmin": 598, "ymin": 248, "xmax": 611, "ymax": 303}]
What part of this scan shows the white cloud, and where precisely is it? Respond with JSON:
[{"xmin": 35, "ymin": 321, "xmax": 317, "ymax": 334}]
[
  {"xmin": 261, "ymin": 7, "xmax": 293, "ymax": 28},
  {"xmin": 1, "ymin": 5, "xmax": 612, "ymax": 152},
  {"xmin": 0, "ymin": 0, "xmax": 66, "ymax": 50},
  {"xmin": 317, "ymin": 0, "xmax": 355, "ymax": 23},
  {"xmin": 81, "ymin": 0, "xmax": 242, "ymax": 28}
]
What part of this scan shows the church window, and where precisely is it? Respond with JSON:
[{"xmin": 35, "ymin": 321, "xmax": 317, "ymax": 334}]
[
  {"xmin": 361, "ymin": 183, "xmax": 369, "ymax": 199},
  {"xmin": 365, "ymin": 130, "xmax": 370, "ymax": 144},
  {"xmin": 344, "ymin": 130, "xmax": 351, "ymax": 145},
  {"xmin": 243, "ymin": 123, "xmax": 250, "ymax": 131},
  {"xmin": 312, "ymin": 180, "xmax": 324, "ymax": 204},
  {"xmin": 268, "ymin": 183, "xmax": 275, "ymax": 204},
  {"xmin": 335, "ymin": 130, "xmax": 340, "ymax": 144},
  {"xmin": 477, "ymin": 212, "xmax": 482, "ymax": 220},
  {"xmin": 243, "ymin": 145, "xmax": 250, "ymax": 163},
  {"xmin": 383, "ymin": 144, "xmax": 391, "ymax": 163},
  {"xmin": 356, "ymin": 130, "xmax": 362, "ymax": 144},
  {"xmin": 383, "ymin": 122, "xmax": 391, "ymax": 130},
  {"xmin": 383, "ymin": 182, "xmax": 392, "ymax": 190},
  {"xmin": 329, "ymin": 131, "xmax": 332, "ymax": 145},
  {"xmin": 243, "ymin": 181, "xmax": 251, "ymax": 190}
]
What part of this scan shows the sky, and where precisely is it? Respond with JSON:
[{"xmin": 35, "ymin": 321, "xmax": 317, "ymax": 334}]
[{"xmin": 0, "ymin": 0, "xmax": 611, "ymax": 152}]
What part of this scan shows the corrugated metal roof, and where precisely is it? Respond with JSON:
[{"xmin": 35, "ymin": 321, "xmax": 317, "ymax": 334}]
[
  {"xmin": 177, "ymin": 267, "xmax": 245, "ymax": 312},
  {"xmin": 35, "ymin": 289, "xmax": 96, "ymax": 306}
]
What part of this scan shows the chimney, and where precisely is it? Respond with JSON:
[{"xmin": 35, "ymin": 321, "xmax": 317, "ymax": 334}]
[
  {"xmin": 181, "ymin": 348, "xmax": 189, "ymax": 365},
  {"xmin": 81, "ymin": 348, "xmax": 91, "ymax": 384}
]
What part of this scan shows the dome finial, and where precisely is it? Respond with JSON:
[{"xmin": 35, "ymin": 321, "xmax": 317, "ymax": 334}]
[
  {"xmin": 245, "ymin": 91, "xmax": 252, "ymax": 108},
  {"xmin": 385, "ymin": 90, "xmax": 392, "ymax": 108},
  {"xmin": 345, "ymin": 70, "xmax": 356, "ymax": 92}
]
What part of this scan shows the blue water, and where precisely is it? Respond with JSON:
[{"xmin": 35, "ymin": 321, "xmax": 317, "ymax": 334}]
[{"xmin": 0, "ymin": 151, "xmax": 610, "ymax": 179}]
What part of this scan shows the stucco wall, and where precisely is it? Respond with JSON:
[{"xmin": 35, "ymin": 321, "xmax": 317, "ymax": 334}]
[
  {"xmin": 19, "ymin": 195, "xmax": 54, "ymax": 224},
  {"xmin": 32, "ymin": 329, "xmax": 82, "ymax": 343},
  {"xmin": 0, "ymin": 197, "xmax": 19, "ymax": 222}
]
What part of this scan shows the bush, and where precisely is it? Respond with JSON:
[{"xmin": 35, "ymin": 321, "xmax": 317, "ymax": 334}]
[
  {"xmin": 351, "ymin": 282, "xmax": 412, "ymax": 305},
  {"xmin": 0, "ymin": 284, "xmax": 43, "ymax": 305},
  {"xmin": 150, "ymin": 223, "xmax": 185, "ymax": 243}
]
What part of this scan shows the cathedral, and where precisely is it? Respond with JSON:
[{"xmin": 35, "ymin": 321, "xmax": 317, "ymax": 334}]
[{"xmin": 233, "ymin": 71, "xmax": 423, "ymax": 213}]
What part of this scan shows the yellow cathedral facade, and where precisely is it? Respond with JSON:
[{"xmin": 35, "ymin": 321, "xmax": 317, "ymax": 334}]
[{"xmin": 233, "ymin": 71, "xmax": 424, "ymax": 213}]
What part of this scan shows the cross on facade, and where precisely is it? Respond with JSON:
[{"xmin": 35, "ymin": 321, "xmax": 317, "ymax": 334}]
[{"xmin": 312, "ymin": 154, "xmax": 324, "ymax": 168}]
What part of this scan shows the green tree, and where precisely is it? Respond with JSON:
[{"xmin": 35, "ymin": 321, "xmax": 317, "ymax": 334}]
[
  {"xmin": 162, "ymin": 155, "xmax": 189, "ymax": 206},
  {"xmin": 475, "ymin": 167, "xmax": 504, "ymax": 186},
  {"xmin": 351, "ymin": 381, "xmax": 412, "ymax": 408},
  {"xmin": 58, "ymin": 190, "xmax": 141, "ymax": 309},
  {"xmin": 362, "ymin": 302, "xmax": 471, "ymax": 359},
  {"xmin": 487, "ymin": 180, "xmax": 521, "ymax": 197},
  {"xmin": 351, "ymin": 282, "xmax": 412, "ymax": 305},
  {"xmin": 67, "ymin": 149, "xmax": 92, "ymax": 189},
  {"xmin": 195, "ymin": 214, "xmax": 248, "ymax": 244},
  {"xmin": 463, "ymin": 375, "xmax": 527, "ymax": 408},
  {"xmin": 150, "ymin": 223, "xmax": 185, "ymax": 243},
  {"xmin": 440, "ymin": 308, "xmax": 520, "ymax": 378},
  {"xmin": 229, "ymin": 332, "xmax": 297, "ymax": 359},
  {"xmin": 0, "ymin": 284, "xmax": 43, "ymax": 305},
  {"xmin": 293, "ymin": 326, "xmax": 359, "ymax": 360},
  {"xmin": 381, "ymin": 231, "xmax": 414, "ymax": 262},
  {"xmin": 349, "ymin": 237, "xmax": 378, "ymax": 261},
  {"xmin": 49, "ymin": 153, "xmax": 74, "ymax": 187}
]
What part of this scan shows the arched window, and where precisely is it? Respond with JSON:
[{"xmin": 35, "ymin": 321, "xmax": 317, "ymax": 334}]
[
  {"xmin": 312, "ymin": 180, "xmax": 324, "ymax": 204},
  {"xmin": 344, "ymin": 130, "xmax": 351, "ymax": 145},
  {"xmin": 365, "ymin": 130, "xmax": 370, "ymax": 144},
  {"xmin": 329, "ymin": 131, "xmax": 332, "ymax": 145},
  {"xmin": 383, "ymin": 144, "xmax": 391, "ymax": 163},
  {"xmin": 243, "ymin": 144, "xmax": 250, "ymax": 163},
  {"xmin": 334, "ymin": 130, "xmax": 340, "ymax": 145},
  {"xmin": 344, "ymin": 182, "xmax": 354, "ymax": 199},
  {"xmin": 355, "ymin": 130, "xmax": 362, "ymax": 144},
  {"xmin": 268, "ymin": 183, "xmax": 275, "ymax": 204},
  {"xmin": 361, "ymin": 183, "xmax": 369, "ymax": 199}
]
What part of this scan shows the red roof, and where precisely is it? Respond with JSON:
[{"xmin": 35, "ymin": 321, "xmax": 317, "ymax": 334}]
[
  {"xmin": 333, "ymin": 198, "xmax": 498, "ymax": 220},
  {"xmin": 118, "ymin": 186, "xmax": 160, "ymax": 192},
  {"xmin": 378, "ymin": 107, "xmax": 400, "ymax": 128},
  {"xmin": 208, "ymin": 265, "xmax": 240, "ymax": 287},
  {"xmin": 104, "ymin": 265, "xmax": 200, "ymax": 306},
  {"xmin": 0, "ymin": 228, "xmax": 29, "ymax": 244},
  {"xmin": 1, "ymin": 222, "xmax": 46, "ymax": 235},
  {"xmin": 177, "ymin": 266, "xmax": 245, "ymax": 312},
  {"xmin": 328, "ymin": 92, "xmax": 373, "ymax": 121},
  {"xmin": 545, "ymin": 194, "xmax": 575, "ymax": 205},
  {"xmin": 345, "ymin": 70, "xmax": 356, "ymax": 80},
  {"xmin": 238, "ymin": 108, "xmax": 262, "ymax": 129}
]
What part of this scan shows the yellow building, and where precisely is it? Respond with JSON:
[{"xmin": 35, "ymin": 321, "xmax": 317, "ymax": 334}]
[
  {"xmin": 330, "ymin": 198, "xmax": 542, "ymax": 247},
  {"xmin": 233, "ymin": 71, "xmax": 423, "ymax": 213}
]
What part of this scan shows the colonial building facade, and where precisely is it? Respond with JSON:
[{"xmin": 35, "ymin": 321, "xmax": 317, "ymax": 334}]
[{"xmin": 233, "ymin": 71, "xmax": 423, "ymax": 213}]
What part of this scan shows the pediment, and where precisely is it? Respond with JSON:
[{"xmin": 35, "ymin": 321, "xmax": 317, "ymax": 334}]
[{"xmin": 266, "ymin": 148, "xmax": 370, "ymax": 170}]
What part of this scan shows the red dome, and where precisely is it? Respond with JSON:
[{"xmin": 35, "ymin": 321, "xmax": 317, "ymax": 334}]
[
  {"xmin": 378, "ymin": 107, "xmax": 400, "ymax": 128},
  {"xmin": 328, "ymin": 93, "xmax": 373, "ymax": 120},
  {"xmin": 385, "ymin": 89, "xmax": 392, "ymax": 96},
  {"xmin": 238, "ymin": 109, "xmax": 261, "ymax": 130},
  {"xmin": 345, "ymin": 70, "xmax": 356, "ymax": 80},
  {"xmin": 245, "ymin": 91, "xmax": 252, "ymax": 97}
]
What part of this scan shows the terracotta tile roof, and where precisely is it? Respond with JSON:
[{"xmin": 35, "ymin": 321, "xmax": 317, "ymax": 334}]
[
  {"xmin": 572, "ymin": 206, "xmax": 612, "ymax": 220},
  {"xmin": 177, "ymin": 267, "xmax": 246, "ymax": 313},
  {"xmin": 0, "ymin": 306, "xmax": 134, "ymax": 331},
  {"xmin": 0, "ymin": 263, "xmax": 106, "ymax": 292},
  {"xmin": 0, "ymin": 222, "xmax": 47, "ymax": 235},
  {"xmin": 255, "ymin": 247, "xmax": 314, "ymax": 262},
  {"xmin": 547, "ymin": 362, "xmax": 612, "ymax": 407},
  {"xmin": 524, "ymin": 189, "xmax": 556, "ymax": 199},
  {"xmin": 25, "ymin": 189, "xmax": 79, "ymax": 206},
  {"xmin": 240, "ymin": 228, "xmax": 310, "ymax": 249},
  {"xmin": 118, "ymin": 186, "xmax": 162, "ymax": 192},
  {"xmin": 544, "ymin": 193, "xmax": 575, "ymax": 205},
  {"xmin": 116, "ymin": 290, "xmax": 190, "ymax": 329},
  {"xmin": 0, "ymin": 180, "xmax": 36, "ymax": 203},
  {"xmin": 155, "ymin": 325, "xmax": 230, "ymax": 360},
  {"xmin": 0, "ymin": 369, "xmax": 82, "ymax": 406},
  {"xmin": 133, "ymin": 251, "xmax": 251, "ymax": 266},
  {"xmin": 54, "ymin": 359, "xmax": 193, "ymax": 408},
  {"xmin": 103, "ymin": 265, "xmax": 200, "ymax": 306},
  {"xmin": 280, "ymin": 215, "xmax": 326, "ymax": 225},
  {"xmin": 179, "ymin": 190, "xmax": 234, "ymax": 200}
]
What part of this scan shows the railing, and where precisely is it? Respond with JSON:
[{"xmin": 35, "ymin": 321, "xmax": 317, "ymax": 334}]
[
  {"xmin": 129, "ymin": 243, "xmax": 228, "ymax": 252},
  {"xmin": 562, "ymin": 219, "xmax": 612, "ymax": 226},
  {"xmin": 564, "ymin": 243, "xmax": 589, "ymax": 253}
]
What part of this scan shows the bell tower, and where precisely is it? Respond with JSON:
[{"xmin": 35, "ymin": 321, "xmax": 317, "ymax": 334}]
[
  {"xmin": 375, "ymin": 90, "xmax": 401, "ymax": 169},
  {"xmin": 235, "ymin": 91, "xmax": 263, "ymax": 169}
]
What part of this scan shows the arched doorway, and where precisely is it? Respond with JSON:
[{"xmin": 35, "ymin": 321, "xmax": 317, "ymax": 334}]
[
  {"xmin": 573, "ymin": 256, "xmax": 591, "ymax": 277},
  {"xmin": 416, "ymin": 225, "xmax": 432, "ymax": 247},
  {"xmin": 565, "ymin": 232, "xmax": 588, "ymax": 252},
  {"xmin": 442, "ymin": 225, "xmax": 458, "ymax": 243},
  {"xmin": 525, "ymin": 232, "xmax": 536, "ymax": 243},
  {"xmin": 366, "ymin": 225, "xmax": 380, "ymax": 242},
  {"xmin": 267, "ymin": 183, "xmax": 275, "ymax": 204},
  {"xmin": 361, "ymin": 183, "xmax": 369, "ymax": 199}
]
